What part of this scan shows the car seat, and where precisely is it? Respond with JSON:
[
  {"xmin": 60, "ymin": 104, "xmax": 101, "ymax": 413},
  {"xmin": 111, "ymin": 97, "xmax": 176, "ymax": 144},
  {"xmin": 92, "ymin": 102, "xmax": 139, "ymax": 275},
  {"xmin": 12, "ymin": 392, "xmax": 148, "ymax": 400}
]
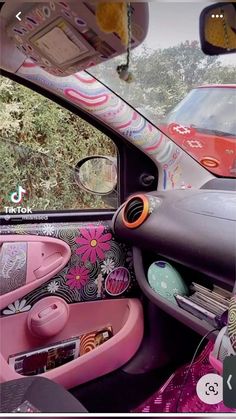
[{"xmin": 0, "ymin": 376, "xmax": 87, "ymax": 413}]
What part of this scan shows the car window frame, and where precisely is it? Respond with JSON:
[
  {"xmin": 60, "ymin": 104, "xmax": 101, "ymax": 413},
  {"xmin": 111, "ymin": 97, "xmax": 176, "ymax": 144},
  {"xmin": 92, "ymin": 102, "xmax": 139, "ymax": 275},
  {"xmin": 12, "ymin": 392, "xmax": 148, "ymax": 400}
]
[{"xmin": 0, "ymin": 70, "xmax": 159, "ymax": 224}]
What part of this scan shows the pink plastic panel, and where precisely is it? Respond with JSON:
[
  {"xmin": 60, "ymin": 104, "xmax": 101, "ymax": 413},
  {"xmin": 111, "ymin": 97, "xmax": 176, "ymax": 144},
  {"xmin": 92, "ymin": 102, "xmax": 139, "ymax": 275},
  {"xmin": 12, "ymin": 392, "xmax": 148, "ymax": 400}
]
[
  {"xmin": 0, "ymin": 298, "xmax": 143, "ymax": 388},
  {"xmin": 0, "ymin": 222, "xmax": 136, "ymax": 316},
  {"xmin": 0, "ymin": 235, "xmax": 71, "ymax": 310},
  {"xmin": 209, "ymin": 351, "xmax": 223, "ymax": 375}
]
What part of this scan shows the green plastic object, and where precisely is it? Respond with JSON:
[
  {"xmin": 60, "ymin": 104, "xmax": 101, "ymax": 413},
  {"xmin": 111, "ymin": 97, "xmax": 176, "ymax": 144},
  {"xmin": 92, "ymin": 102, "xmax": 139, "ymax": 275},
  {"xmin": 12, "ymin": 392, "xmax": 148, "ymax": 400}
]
[{"xmin": 147, "ymin": 261, "xmax": 188, "ymax": 303}]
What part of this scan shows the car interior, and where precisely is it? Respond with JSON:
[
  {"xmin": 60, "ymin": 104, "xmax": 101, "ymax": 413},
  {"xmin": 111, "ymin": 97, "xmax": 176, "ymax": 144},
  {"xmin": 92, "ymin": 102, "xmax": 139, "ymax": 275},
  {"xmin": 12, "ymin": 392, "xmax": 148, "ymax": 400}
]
[{"xmin": 0, "ymin": 0, "xmax": 236, "ymax": 416}]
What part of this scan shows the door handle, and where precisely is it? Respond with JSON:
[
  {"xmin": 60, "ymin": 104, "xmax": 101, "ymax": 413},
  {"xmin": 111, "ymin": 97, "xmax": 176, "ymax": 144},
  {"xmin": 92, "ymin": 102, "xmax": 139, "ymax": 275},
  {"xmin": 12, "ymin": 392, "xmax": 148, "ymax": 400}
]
[
  {"xmin": 34, "ymin": 253, "xmax": 63, "ymax": 279},
  {"xmin": 0, "ymin": 235, "xmax": 71, "ymax": 310},
  {"xmin": 28, "ymin": 298, "xmax": 69, "ymax": 337}
]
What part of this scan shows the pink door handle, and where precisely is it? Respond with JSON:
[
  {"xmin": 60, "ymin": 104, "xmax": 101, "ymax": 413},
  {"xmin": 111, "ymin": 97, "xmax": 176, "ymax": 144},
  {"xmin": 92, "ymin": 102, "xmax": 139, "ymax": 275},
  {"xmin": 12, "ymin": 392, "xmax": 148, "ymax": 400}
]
[
  {"xmin": 29, "ymin": 298, "xmax": 69, "ymax": 337},
  {"xmin": 34, "ymin": 253, "xmax": 63, "ymax": 279},
  {"xmin": 0, "ymin": 236, "xmax": 71, "ymax": 311},
  {"xmin": 38, "ymin": 304, "xmax": 58, "ymax": 318}
]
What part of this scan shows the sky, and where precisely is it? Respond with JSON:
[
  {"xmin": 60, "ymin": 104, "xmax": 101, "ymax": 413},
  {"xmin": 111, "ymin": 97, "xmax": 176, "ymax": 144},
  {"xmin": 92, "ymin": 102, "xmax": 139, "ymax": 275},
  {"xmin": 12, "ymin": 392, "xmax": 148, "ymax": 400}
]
[{"xmin": 142, "ymin": 2, "xmax": 236, "ymax": 66}]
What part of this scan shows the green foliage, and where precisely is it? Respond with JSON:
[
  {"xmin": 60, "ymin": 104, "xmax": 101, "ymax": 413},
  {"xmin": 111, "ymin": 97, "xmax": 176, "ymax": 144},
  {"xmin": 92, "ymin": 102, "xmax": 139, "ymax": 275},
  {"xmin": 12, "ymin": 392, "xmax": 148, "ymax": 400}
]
[
  {"xmin": 91, "ymin": 41, "xmax": 235, "ymax": 123},
  {"xmin": 0, "ymin": 77, "xmax": 116, "ymax": 210}
]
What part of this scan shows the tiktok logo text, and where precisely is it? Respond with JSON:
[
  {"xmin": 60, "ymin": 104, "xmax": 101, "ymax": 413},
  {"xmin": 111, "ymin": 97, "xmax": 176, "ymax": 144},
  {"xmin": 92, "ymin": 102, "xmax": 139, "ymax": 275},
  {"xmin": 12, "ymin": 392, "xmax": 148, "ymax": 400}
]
[
  {"xmin": 4, "ymin": 185, "xmax": 32, "ymax": 214},
  {"xmin": 10, "ymin": 185, "xmax": 26, "ymax": 204}
]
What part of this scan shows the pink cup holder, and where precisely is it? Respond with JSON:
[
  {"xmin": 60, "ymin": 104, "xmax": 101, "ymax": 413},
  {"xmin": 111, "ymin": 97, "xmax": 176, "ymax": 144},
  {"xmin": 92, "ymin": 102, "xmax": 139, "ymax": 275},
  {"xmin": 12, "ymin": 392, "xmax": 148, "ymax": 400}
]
[
  {"xmin": 27, "ymin": 297, "xmax": 69, "ymax": 338},
  {"xmin": 1, "ymin": 299, "xmax": 143, "ymax": 388}
]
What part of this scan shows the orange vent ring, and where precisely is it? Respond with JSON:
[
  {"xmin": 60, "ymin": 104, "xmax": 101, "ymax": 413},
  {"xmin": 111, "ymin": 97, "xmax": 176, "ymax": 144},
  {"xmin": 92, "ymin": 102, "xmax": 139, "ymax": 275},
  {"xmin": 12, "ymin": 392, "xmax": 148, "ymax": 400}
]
[{"xmin": 122, "ymin": 194, "xmax": 150, "ymax": 229}]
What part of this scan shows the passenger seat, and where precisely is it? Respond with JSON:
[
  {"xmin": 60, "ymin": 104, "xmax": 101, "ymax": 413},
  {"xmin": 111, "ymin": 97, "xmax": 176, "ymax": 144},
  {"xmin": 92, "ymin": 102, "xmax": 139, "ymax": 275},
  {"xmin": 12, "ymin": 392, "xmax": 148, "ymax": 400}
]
[{"xmin": 0, "ymin": 376, "xmax": 87, "ymax": 413}]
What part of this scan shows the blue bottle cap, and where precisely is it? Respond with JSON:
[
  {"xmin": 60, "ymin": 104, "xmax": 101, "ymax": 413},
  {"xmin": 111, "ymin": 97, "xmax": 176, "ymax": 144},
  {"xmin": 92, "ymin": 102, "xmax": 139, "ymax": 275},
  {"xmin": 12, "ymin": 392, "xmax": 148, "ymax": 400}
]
[{"xmin": 155, "ymin": 261, "xmax": 166, "ymax": 268}]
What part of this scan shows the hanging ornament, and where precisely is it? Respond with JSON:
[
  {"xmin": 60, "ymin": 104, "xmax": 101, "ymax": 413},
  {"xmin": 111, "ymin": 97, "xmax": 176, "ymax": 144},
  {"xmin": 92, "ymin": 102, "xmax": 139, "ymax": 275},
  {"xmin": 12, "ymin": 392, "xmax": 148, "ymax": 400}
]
[
  {"xmin": 96, "ymin": 1, "xmax": 133, "ymax": 83},
  {"xmin": 96, "ymin": 1, "xmax": 128, "ymax": 46},
  {"xmin": 116, "ymin": 3, "xmax": 133, "ymax": 82}
]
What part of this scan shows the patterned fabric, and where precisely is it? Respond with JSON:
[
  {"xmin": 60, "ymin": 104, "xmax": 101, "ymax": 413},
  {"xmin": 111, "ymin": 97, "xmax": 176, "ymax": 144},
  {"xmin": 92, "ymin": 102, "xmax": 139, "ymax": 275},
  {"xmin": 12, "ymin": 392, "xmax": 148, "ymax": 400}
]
[
  {"xmin": 12, "ymin": 400, "xmax": 41, "ymax": 413},
  {"xmin": 228, "ymin": 295, "xmax": 236, "ymax": 351},
  {"xmin": 0, "ymin": 222, "xmax": 136, "ymax": 317},
  {"xmin": 134, "ymin": 342, "xmax": 236, "ymax": 413},
  {"xmin": 0, "ymin": 242, "xmax": 27, "ymax": 295}
]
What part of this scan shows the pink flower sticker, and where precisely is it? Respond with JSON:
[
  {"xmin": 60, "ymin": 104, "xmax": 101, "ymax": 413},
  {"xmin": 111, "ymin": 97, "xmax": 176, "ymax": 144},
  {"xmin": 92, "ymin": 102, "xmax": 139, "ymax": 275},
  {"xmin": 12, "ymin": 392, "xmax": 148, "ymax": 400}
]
[
  {"xmin": 66, "ymin": 266, "xmax": 89, "ymax": 289},
  {"xmin": 76, "ymin": 225, "xmax": 112, "ymax": 263}
]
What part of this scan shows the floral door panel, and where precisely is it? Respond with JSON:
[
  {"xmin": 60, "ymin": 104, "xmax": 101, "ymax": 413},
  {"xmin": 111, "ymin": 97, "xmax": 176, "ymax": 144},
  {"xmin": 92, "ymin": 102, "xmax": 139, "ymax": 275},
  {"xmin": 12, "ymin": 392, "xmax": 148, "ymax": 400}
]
[{"xmin": 0, "ymin": 222, "xmax": 136, "ymax": 317}]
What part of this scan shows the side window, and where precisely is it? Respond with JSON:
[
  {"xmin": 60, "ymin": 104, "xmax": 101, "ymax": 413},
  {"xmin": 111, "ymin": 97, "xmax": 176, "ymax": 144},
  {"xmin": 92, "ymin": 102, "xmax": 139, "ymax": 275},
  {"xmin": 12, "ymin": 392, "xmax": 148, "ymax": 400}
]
[{"xmin": 0, "ymin": 77, "xmax": 118, "ymax": 212}]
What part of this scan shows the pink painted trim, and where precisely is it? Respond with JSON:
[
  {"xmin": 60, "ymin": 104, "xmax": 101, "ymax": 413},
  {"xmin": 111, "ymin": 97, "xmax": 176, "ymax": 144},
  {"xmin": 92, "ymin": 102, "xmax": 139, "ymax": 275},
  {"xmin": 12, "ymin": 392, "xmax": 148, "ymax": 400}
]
[
  {"xmin": 145, "ymin": 134, "xmax": 164, "ymax": 152},
  {"xmin": 209, "ymin": 351, "xmax": 223, "ymax": 375},
  {"xmin": 117, "ymin": 117, "xmax": 134, "ymax": 130},
  {"xmin": 74, "ymin": 74, "xmax": 96, "ymax": 84},
  {"xmin": 21, "ymin": 62, "xmax": 36, "ymax": 68},
  {"xmin": 64, "ymin": 88, "xmax": 108, "ymax": 107},
  {"xmin": 0, "ymin": 298, "xmax": 143, "ymax": 388},
  {"xmin": 0, "ymin": 235, "xmax": 71, "ymax": 310}
]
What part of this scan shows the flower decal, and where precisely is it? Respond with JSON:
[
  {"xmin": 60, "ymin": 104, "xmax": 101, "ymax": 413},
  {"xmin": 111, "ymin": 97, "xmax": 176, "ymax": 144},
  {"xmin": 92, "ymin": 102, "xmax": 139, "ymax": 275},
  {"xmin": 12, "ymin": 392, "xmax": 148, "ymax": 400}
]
[
  {"xmin": 95, "ymin": 273, "xmax": 104, "ymax": 298},
  {"xmin": 76, "ymin": 225, "xmax": 112, "ymax": 263},
  {"xmin": 148, "ymin": 196, "xmax": 162, "ymax": 213},
  {"xmin": 6, "ymin": 244, "xmax": 20, "ymax": 257},
  {"xmin": 47, "ymin": 280, "xmax": 60, "ymax": 293},
  {"xmin": 66, "ymin": 266, "xmax": 89, "ymax": 289},
  {"xmin": 101, "ymin": 258, "xmax": 115, "ymax": 275},
  {"xmin": 3, "ymin": 299, "xmax": 31, "ymax": 315},
  {"xmin": 14, "ymin": 224, "xmax": 27, "ymax": 235},
  {"xmin": 42, "ymin": 224, "xmax": 55, "ymax": 236}
]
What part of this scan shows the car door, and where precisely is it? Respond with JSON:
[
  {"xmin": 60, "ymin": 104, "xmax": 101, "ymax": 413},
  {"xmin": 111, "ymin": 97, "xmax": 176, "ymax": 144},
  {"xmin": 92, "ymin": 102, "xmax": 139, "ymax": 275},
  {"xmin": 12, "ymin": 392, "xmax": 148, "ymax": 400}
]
[{"xmin": 0, "ymin": 74, "xmax": 158, "ymax": 388}]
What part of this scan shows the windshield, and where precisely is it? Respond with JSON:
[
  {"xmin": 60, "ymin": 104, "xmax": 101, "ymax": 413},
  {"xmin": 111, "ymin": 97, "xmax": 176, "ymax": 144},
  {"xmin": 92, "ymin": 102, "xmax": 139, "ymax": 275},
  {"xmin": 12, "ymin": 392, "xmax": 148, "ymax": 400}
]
[
  {"xmin": 90, "ymin": 2, "xmax": 236, "ymax": 177},
  {"xmin": 164, "ymin": 87, "xmax": 236, "ymax": 137}
]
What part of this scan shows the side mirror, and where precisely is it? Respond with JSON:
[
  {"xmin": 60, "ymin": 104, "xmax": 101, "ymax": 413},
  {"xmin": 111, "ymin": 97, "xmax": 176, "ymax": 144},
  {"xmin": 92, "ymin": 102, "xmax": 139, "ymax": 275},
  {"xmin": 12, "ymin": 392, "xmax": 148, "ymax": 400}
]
[
  {"xmin": 74, "ymin": 156, "xmax": 117, "ymax": 195},
  {"xmin": 200, "ymin": 2, "xmax": 236, "ymax": 55}
]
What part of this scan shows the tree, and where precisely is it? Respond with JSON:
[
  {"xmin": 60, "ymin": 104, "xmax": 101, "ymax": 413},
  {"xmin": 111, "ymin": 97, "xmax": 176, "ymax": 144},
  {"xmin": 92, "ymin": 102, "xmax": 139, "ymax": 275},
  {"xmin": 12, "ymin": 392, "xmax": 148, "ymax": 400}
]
[
  {"xmin": 0, "ymin": 77, "xmax": 116, "ymax": 210},
  {"xmin": 91, "ymin": 41, "xmax": 235, "ymax": 123}
]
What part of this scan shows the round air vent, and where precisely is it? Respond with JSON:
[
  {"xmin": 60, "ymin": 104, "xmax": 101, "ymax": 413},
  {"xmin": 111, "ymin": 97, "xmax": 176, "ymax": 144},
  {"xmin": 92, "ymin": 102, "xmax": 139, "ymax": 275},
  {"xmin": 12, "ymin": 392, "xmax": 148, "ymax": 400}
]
[{"xmin": 122, "ymin": 194, "xmax": 149, "ymax": 229}]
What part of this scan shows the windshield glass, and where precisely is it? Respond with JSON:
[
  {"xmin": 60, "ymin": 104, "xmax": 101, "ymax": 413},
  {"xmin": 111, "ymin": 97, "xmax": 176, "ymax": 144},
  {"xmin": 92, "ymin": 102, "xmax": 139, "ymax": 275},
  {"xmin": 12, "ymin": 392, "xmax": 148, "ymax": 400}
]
[
  {"xmin": 90, "ymin": 2, "xmax": 236, "ymax": 177},
  {"xmin": 164, "ymin": 87, "xmax": 236, "ymax": 137}
]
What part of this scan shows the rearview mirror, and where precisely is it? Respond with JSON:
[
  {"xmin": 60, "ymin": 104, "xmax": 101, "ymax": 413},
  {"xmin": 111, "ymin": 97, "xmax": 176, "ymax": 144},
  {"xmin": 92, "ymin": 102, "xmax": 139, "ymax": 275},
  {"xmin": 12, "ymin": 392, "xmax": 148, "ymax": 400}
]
[
  {"xmin": 74, "ymin": 156, "xmax": 117, "ymax": 195},
  {"xmin": 200, "ymin": 2, "xmax": 236, "ymax": 55}
]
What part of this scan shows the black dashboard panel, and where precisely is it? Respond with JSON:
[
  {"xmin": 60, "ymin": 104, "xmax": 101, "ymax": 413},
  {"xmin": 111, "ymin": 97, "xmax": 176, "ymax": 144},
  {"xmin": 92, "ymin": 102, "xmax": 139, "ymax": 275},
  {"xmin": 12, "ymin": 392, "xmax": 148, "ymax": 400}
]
[
  {"xmin": 201, "ymin": 178, "xmax": 236, "ymax": 191},
  {"xmin": 113, "ymin": 190, "xmax": 236, "ymax": 284}
]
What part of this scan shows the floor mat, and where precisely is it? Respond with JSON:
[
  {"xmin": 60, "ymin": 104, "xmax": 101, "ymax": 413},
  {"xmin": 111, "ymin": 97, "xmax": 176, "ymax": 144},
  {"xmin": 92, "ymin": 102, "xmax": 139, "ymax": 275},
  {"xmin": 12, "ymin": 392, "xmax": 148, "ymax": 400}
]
[
  {"xmin": 70, "ymin": 367, "xmax": 173, "ymax": 413},
  {"xmin": 133, "ymin": 342, "xmax": 236, "ymax": 413}
]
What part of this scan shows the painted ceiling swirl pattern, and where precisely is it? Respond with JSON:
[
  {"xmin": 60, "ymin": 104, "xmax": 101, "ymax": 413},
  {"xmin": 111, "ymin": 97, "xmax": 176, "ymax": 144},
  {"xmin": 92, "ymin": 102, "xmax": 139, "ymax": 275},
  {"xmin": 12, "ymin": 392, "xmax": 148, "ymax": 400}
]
[
  {"xmin": 0, "ymin": 222, "xmax": 137, "ymax": 317},
  {"xmin": 17, "ymin": 61, "xmax": 194, "ymax": 190}
]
